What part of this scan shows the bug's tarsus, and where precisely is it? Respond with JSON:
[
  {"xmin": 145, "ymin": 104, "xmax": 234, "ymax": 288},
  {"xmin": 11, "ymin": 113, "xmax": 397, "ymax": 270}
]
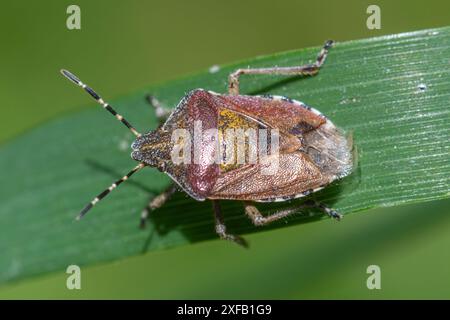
[
  {"xmin": 60, "ymin": 69, "xmax": 142, "ymax": 137},
  {"xmin": 76, "ymin": 163, "xmax": 146, "ymax": 220},
  {"xmin": 140, "ymin": 184, "xmax": 177, "ymax": 228},
  {"xmin": 212, "ymin": 200, "xmax": 248, "ymax": 248},
  {"xmin": 145, "ymin": 94, "xmax": 171, "ymax": 124},
  {"xmin": 314, "ymin": 39, "xmax": 334, "ymax": 67},
  {"xmin": 308, "ymin": 200, "xmax": 343, "ymax": 220},
  {"xmin": 227, "ymin": 39, "xmax": 334, "ymax": 95},
  {"xmin": 323, "ymin": 39, "xmax": 334, "ymax": 50}
]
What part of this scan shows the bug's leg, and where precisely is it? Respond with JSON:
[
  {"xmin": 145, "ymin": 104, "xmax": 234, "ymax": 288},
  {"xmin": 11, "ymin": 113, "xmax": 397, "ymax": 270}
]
[
  {"xmin": 77, "ymin": 163, "xmax": 146, "ymax": 220},
  {"xmin": 140, "ymin": 184, "xmax": 177, "ymax": 228},
  {"xmin": 145, "ymin": 94, "xmax": 171, "ymax": 124},
  {"xmin": 244, "ymin": 199, "xmax": 342, "ymax": 226},
  {"xmin": 212, "ymin": 200, "xmax": 248, "ymax": 247},
  {"xmin": 307, "ymin": 200, "xmax": 343, "ymax": 220},
  {"xmin": 228, "ymin": 40, "xmax": 334, "ymax": 95},
  {"xmin": 244, "ymin": 201, "xmax": 304, "ymax": 226},
  {"xmin": 60, "ymin": 69, "xmax": 142, "ymax": 137}
]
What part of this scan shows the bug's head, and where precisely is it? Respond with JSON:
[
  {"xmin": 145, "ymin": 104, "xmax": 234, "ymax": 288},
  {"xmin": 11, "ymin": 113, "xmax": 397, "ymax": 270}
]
[{"xmin": 131, "ymin": 128, "xmax": 173, "ymax": 171}]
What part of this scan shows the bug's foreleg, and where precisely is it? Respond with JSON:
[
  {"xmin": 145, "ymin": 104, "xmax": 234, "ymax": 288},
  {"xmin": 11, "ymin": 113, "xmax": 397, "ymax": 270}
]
[
  {"xmin": 212, "ymin": 200, "xmax": 248, "ymax": 248},
  {"xmin": 228, "ymin": 40, "xmax": 334, "ymax": 95},
  {"xmin": 145, "ymin": 94, "xmax": 171, "ymax": 124},
  {"xmin": 243, "ymin": 199, "xmax": 342, "ymax": 226},
  {"xmin": 140, "ymin": 184, "xmax": 177, "ymax": 228}
]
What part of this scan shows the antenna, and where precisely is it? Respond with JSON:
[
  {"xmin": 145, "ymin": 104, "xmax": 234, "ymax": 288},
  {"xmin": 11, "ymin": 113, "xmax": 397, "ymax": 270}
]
[
  {"xmin": 60, "ymin": 69, "xmax": 141, "ymax": 137},
  {"xmin": 77, "ymin": 163, "xmax": 145, "ymax": 220}
]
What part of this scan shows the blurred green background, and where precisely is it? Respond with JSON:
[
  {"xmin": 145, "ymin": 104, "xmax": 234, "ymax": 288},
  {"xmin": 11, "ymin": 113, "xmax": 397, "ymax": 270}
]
[{"xmin": 0, "ymin": 0, "xmax": 449, "ymax": 298}]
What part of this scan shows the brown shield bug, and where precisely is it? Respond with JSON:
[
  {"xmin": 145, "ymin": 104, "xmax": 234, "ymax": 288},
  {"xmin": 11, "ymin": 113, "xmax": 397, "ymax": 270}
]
[{"xmin": 61, "ymin": 40, "xmax": 354, "ymax": 247}]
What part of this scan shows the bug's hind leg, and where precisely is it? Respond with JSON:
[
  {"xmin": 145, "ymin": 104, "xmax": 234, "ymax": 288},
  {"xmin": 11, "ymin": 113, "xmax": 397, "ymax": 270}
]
[
  {"xmin": 228, "ymin": 40, "xmax": 334, "ymax": 95},
  {"xmin": 243, "ymin": 199, "xmax": 342, "ymax": 226},
  {"xmin": 145, "ymin": 94, "xmax": 171, "ymax": 124},
  {"xmin": 311, "ymin": 200, "xmax": 343, "ymax": 220},
  {"xmin": 212, "ymin": 200, "xmax": 248, "ymax": 248},
  {"xmin": 244, "ymin": 201, "xmax": 303, "ymax": 226},
  {"xmin": 140, "ymin": 184, "xmax": 177, "ymax": 228}
]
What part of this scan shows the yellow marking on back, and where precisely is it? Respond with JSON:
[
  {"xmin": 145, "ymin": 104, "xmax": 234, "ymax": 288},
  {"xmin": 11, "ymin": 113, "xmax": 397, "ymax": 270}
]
[{"xmin": 218, "ymin": 109, "xmax": 259, "ymax": 172}]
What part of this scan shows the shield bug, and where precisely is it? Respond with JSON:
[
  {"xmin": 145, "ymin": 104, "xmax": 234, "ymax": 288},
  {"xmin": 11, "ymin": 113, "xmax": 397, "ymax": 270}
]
[{"xmin": 61, "ymin": 40, "xmax": 354, "ymax": 247}]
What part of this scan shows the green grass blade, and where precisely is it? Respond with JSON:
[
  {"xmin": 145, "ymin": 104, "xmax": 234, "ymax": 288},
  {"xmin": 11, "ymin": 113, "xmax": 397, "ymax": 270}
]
[{"xmin": 0, "ymin": 27, "xmax": 449, "ymax": 284}]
